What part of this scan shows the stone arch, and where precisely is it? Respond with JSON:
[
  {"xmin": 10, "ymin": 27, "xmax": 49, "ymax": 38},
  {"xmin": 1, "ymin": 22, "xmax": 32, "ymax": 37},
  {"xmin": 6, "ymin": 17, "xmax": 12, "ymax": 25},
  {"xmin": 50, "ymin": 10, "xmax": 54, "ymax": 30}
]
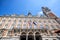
[
  {"xmin": 20, "ymin": 32, "xmax": 26, "ymax": 40},
  {"xmin": 35, "ymin": 32, "xmax": 40, "ymax": 35},
  {"xmin": 28, "ymin": 31, "xmax": 34, "ymax": 40},
  {"xmin": 35, "ymin": 32, "xmax": 42, "ymax": 40},
  {"xmin": 21, "ymin": 32, "xmax": 26, "ymax": 35},
  {"xmin": 28, "ymin": 32, "xmax": 33, "ymax": 35}
]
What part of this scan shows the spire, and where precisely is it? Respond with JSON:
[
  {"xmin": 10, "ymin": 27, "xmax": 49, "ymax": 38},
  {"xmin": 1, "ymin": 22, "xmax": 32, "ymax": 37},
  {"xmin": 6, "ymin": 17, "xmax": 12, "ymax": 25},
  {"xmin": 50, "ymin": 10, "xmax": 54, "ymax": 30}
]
[
  {"xmin": 42, "ymin": 7, "xmax": 51, "ymax": 12},
  {"xmin": 28, "ymin": 12, "xmax": 32, "ymax": 16}
]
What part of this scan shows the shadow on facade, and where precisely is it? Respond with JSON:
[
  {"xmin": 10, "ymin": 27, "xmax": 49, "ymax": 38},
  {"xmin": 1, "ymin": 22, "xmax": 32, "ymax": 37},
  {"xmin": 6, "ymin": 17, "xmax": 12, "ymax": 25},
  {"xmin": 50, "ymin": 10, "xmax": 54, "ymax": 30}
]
[
  {"xmin": 35, "ymin": 32, "xmax": 42, "ymax": 40},
  {"xmin": 20, "ymin": 32, "xmax": 26, "ymax": 40},
  {"xmin": 28, "ymin": 32, "xmax": 34, "ymax": 40},
  {"xmin": 57, "ymin": 37, "xmax": 60, "ymax": 40},
  {"xmin": 20, "ymin": 32, "xmax": 42, "ymax": 40},
  {"xmin": 57, "ymin": 33, "xmax": 60, "ymax": 40}
]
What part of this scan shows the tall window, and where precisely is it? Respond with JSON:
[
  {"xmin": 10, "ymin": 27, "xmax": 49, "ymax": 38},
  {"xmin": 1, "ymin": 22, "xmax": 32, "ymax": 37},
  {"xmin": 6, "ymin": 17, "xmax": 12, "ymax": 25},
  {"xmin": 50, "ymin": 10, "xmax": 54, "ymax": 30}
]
[
  {"xmin": 48, "ymin": 20, "xmax": 51, "ymax": 23},
  {"xmin": 40, "ymin": 25, "xmax": 44, "ymax": 29},
  {"xmin": 10, "ymin": 25, "xmax": 14, "ymax": 30},
  {"xmin": 51, "ymin": 25, "xmax": 55, "ymax": 29},
  {"xmin": 24, "ymin": 20, "xmax": 26, "ymax": 22},
  {"xmin": 39, "ymin": 20, "xmax": 41, "ymax": 23},
  {"xmin": 45, "ymin": 25, "xmax": 49, "ymax": 30},
  {"xmin": 4, "ymin": 24, "xmax": 8, "ymax": 29},
  {"xmin": 40, "ymin": 25, "xmax": 45, "ymax": 33},
  {"xmin": 2, "ymin": 19, "xmax": 6, "ymax": 23},
  {"xmin": 56, "ymin": 25, "xmax": 60, "ymax": 29},
  {"xmin": 14, "ymin": 20, "xmax": 16, "ymax": 23},
  {"xmin": 22, "ymin": 24, "xmax": 27, "ymax": 29},
  {"xmin": 34, "ymin": 25, "xmax": 37, "ymax": 29},
  {"xmin": 18, "ymin": 20, "xmax": 21, "ymax": 24},
  {"xmin": 17, "ymin": 24, "xmax": 20, "ymax": 29},
  {"xmin": 19, "ymin": 20, "xmax": 21, "ymax": 22},
  {"xmin": 52, "ymin": 20, "xmax": 56, "ymax": 23},
  {"xmin": 44, "ymin": 20, "xmax": 46, "ymax": 23},
  {"xmin": 8, "ymin": 19, "xmax": 11, "ymax": 22},
  {"xmin": 28, "ymin": 20, "xmax": 32, "ymax": 29},
  {"xmin": 0, "ymin": 23, "xmax": 2, "ymax": 26},
  {"xmin": 13, "ymin": 20, "xmax": 16, "ymax": 25}
]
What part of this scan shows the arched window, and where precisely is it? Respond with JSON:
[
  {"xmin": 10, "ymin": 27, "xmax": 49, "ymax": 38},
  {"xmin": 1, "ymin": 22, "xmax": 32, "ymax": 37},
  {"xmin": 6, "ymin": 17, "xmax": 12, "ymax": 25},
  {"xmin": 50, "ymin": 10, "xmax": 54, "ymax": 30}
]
[{"xmin": 40, "ymin": 25, "xmax": 44, "ymax": 29}]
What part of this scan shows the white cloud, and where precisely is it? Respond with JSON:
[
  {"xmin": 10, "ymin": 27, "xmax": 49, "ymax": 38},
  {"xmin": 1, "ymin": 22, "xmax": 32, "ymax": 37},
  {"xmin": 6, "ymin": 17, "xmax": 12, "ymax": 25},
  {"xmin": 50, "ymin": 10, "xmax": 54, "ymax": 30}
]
[
  {"xmin": 37, "ymin": 11, "xmax": 43, "ymax": 16},
  {"xmin": 38, "ymin": 11, "xmax": 43, "ymax": 14}
]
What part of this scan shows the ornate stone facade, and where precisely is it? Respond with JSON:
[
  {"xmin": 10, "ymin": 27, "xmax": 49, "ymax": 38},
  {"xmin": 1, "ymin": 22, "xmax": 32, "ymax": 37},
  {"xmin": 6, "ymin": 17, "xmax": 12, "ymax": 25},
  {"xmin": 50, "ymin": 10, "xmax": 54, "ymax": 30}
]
[{"xmin": 0, "ymin": 7, "xmax": 60, "ymax": 40}]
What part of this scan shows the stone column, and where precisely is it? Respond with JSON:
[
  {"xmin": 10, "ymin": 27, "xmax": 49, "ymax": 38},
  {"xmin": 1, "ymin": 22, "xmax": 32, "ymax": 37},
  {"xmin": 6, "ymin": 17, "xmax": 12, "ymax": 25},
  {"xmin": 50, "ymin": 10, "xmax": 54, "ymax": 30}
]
[
  {"xmin": 19, "ymin": 35, "xmax": 21, "ymax": 40},
  {"xmin": 34, "ymin": 34, "xmax": 36, "ymax": 40},
  {"xmin": 47, "ymin": 30, "xmax": 50, "ymax": 35},
  {"xmin": 26, "ymin": 34, "xmax": 28, "ymax": 40}
]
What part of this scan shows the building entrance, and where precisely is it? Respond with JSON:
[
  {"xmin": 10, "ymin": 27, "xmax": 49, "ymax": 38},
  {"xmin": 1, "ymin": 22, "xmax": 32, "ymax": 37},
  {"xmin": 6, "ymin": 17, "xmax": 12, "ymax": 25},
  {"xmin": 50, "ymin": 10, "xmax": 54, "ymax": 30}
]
[
  {"xmin": 28, "ymin": 35, "xmax": 34, "ymax": 40},
  {"xmin": 28, "ymin": 32, "xmax": 34, "ymax": 40},
  {"xmin": 20, "ymin": 32, "xmax": 26, "ymax": 40},
  {"xmin": 20, "ymin": 35, "xmax": 26, "ymax": 40},
  {"xmin": 35, "ymin": 32, "xmax": 42, "ymax": 40}
]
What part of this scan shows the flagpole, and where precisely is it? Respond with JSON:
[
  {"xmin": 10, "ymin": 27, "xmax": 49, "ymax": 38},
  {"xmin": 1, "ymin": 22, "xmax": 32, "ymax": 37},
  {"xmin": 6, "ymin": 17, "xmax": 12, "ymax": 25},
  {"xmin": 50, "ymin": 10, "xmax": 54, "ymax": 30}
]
[
  {"xmin": 27, "ymin": 21, "xmax": 28, "ymax": 33},
  {"xmin": 32, "ymin": 20, "xmax": 34, "ymax": 31}
]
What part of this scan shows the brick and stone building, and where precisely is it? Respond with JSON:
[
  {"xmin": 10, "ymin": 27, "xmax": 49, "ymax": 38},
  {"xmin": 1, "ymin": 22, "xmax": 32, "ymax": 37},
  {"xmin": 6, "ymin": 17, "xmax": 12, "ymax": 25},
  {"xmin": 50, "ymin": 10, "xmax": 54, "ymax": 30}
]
[{"xmin": 0, "ymin": 7, "xmax": 60, "ymax": 40}]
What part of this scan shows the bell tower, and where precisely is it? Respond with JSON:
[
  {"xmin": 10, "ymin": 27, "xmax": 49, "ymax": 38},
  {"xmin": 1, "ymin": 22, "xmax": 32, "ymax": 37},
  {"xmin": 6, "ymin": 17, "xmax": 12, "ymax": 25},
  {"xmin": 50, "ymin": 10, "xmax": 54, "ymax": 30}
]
[{"xmin": 42, "ymin": 7, "xmax": 58, "ymax": 19}]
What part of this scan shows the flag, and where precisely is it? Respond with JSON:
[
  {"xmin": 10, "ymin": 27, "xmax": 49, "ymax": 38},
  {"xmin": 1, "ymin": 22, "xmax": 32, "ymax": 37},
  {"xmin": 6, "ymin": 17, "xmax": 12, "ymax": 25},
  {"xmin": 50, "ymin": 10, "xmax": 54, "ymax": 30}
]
[
  {"xmin": 28, "ymin": 20, "xmax": 32, "ymax": 29},
  {"xmin": 28, "ymin": 21, "xmax": 32, "ymax": 26},
  {"xmin": 33, "ymin": 21, "xmax": 37, "ymax": 25},
  {"xmin": 33, "ymin": 21, "xmax": 38, "ymax": 29}
]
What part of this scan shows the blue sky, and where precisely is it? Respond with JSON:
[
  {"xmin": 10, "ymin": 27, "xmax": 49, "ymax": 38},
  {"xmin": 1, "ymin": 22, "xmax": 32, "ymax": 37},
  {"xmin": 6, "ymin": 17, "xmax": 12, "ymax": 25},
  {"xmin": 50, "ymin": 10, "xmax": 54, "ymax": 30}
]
[{"xmin": 0, "ymin": 0, "xmax": 60, "ymax": 17}]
